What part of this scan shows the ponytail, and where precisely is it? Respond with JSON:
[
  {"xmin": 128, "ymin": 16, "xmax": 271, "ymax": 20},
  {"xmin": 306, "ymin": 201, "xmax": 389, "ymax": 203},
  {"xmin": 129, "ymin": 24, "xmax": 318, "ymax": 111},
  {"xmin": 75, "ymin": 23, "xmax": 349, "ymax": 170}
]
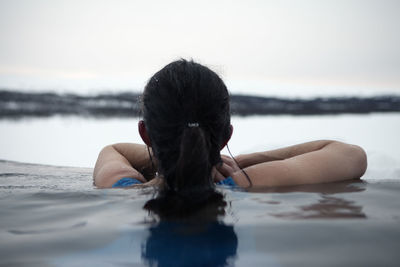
[
  {"xmin": 144, "ymin": 126, "xmax": 224, "ymax": 218},
  {"xmin": 172, "ymin": 126, "xmax": 212, "ymax": 193}
]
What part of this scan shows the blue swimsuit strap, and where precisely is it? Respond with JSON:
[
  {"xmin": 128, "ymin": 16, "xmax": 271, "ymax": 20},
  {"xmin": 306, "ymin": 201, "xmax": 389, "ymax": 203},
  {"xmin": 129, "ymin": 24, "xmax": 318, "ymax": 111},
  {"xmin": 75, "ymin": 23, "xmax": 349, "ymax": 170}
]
[
  {"xmin": 112, "ymin": 177, "xmax": 143, "ymax": 188},
  {"xmin": 113, "ymin": 176, "xmax": 236, "ymax": 188},
  {"xmin": 215, "ymin": 176, "xmax": 236, "ymax": 186}
]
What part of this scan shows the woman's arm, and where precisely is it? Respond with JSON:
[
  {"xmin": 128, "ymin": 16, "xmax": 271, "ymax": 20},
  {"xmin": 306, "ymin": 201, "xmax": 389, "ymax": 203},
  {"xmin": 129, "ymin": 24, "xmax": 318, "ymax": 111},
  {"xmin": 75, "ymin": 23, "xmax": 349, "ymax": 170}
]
[
  {"xmin": 235, "ymin": 140, "xmax": 335, "ymax": 168},
  {"xmin": 93, "ymin": 143, "xmax": 156, "ymax": 188},
  {"xmin": 218, "ymin": 140, "xmax": 367, "ymax": 187}
]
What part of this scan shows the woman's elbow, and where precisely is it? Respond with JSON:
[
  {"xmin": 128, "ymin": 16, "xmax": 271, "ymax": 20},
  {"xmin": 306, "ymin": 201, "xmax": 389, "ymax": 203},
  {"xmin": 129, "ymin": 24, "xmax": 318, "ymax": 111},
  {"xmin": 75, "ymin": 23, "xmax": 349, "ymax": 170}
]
[{"xmin": 350, "ymin": 145, "xmax": 368, "ymax": 178}]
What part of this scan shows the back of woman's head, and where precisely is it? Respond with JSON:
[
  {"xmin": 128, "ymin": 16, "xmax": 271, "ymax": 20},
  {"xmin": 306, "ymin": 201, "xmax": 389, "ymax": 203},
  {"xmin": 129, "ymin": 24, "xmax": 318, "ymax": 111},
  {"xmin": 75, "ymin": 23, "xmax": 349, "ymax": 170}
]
[{"xmin": 142, "ymin": 59, "xmax": 230, "ymax": 216}]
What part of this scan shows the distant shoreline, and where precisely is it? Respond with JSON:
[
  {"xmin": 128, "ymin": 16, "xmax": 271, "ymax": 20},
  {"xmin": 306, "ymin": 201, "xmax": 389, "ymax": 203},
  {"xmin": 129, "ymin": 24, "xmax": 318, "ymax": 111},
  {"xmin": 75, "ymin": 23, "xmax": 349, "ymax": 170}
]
[{"xmin": 1, "ymin": 89, "xmax": 400, "ymax": 118}]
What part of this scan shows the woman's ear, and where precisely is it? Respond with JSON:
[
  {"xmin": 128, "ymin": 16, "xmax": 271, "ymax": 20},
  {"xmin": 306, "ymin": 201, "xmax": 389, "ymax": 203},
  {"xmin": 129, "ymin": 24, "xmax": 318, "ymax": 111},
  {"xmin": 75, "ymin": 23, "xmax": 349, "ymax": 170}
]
[
  {"xmin": 220, "ymin": 125, "xmax": 233, "ymax": 150},
  {"xmin": 138, "ymin": 120, "xmax": 151, "ymax": 147}
]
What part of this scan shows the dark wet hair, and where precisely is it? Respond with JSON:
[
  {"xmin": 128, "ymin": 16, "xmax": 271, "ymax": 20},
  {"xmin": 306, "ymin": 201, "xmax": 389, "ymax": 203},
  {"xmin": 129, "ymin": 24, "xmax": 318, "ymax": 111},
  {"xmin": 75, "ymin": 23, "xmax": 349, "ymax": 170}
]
[{"xmin": 142, "ymin": 59, "xmax": 231, "ymax": 215}]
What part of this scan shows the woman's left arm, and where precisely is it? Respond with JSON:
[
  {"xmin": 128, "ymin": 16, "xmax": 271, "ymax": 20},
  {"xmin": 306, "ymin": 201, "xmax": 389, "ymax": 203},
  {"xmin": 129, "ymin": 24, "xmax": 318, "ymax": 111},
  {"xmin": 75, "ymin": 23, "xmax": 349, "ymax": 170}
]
[
  {"xmin": 233, "ymin": 141, "xmax": 367, "ymax": 187},
  {"xmin": 215, "ymin": 141, "xmax": 367, "ymax": 187},
  {"xmin": 93, "ymin": 143, "xmax": 155, "ymax": 188}
]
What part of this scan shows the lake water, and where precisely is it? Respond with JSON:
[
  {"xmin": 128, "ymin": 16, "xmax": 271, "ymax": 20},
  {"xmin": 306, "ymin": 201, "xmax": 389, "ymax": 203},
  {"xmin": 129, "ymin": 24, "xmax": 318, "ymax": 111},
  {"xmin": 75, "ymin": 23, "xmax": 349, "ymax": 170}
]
[
  {"xmin": 1, "ymin": 113, "xmax": 400, "ymax": 266},
  {"xmin": 1, "ymin": 113, "xmax": 399, "ymax": 180}
]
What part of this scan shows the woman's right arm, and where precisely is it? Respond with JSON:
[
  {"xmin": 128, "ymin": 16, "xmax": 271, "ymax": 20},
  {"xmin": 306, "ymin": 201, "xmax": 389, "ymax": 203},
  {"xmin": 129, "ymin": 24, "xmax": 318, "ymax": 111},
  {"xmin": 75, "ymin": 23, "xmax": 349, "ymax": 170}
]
[
  {"xmin": 93, "ymin": 143, "xmax": 156, "ymax": 188},
  {"xmin": 225, "ymin": 140, "xmax": 367, "ymax": 187}
]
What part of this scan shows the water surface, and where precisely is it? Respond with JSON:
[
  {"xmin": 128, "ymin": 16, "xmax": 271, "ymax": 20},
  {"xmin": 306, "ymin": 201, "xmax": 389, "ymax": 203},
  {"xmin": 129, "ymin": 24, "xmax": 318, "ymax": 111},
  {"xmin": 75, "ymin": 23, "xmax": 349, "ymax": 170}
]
[{"xmin": 1, "ymin": 160, "xmax": 399, "ymax": 266}]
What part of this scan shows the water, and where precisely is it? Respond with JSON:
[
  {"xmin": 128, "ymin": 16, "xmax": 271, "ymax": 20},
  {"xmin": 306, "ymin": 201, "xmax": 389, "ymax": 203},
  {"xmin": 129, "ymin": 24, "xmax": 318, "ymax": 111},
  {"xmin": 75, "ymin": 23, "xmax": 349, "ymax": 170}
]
[
  {"xmin": 1, "ymin": 113, "xmax": 399, "ymax": 182},
  {"xmin": 1, "ymin": 102, "xmax": 400, "ymax": 266},
  {"xmin": 1, "ymin": 160, "xmax": 400, "ymax": 266}
]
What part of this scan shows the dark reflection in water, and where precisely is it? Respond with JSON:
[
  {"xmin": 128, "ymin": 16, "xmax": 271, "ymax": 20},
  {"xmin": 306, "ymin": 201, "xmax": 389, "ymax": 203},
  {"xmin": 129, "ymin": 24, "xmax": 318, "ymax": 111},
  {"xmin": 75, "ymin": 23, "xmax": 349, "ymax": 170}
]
[
  {"xmin": 141, "ymin": 200, "xmax": 238, "ymax": 267},
  {"xmin": 250, "ymin": 180, "xmax": 367, "ymax": 219},
  {"xmin": 271, "ymin": 195, "xmax": 366, "ymax": 219},
  {"xmin": 142, "ymin": 221, "xmax": 237, "ymax": 267}
]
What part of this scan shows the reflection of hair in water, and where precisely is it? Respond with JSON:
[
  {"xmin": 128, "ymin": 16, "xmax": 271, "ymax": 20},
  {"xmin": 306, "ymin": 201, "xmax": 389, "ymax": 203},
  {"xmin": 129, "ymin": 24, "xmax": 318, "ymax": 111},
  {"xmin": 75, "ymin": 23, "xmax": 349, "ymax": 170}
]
[
  {"xmin": 142, "ymin": 192, "xmax": 237, "ymax": 267},
  {"xmin": 144, "ymin": 190, "xmax": 227, "ymax": 219},
  {"xmin": 142, "ymin": 221, "xmax": 238, "ymax": 267}
]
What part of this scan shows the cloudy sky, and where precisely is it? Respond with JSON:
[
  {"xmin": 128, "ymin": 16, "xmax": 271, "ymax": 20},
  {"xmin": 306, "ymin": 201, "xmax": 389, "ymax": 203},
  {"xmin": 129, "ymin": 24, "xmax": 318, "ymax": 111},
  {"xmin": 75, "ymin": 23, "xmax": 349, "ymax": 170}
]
[{"xmin": 0, "ymin": 0, "xmax": 399, "ymax": 96}]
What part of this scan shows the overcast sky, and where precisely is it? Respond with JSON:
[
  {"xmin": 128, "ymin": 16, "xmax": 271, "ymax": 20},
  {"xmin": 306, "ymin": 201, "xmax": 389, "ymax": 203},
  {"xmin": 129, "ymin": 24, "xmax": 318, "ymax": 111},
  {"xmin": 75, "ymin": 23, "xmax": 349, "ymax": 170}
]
[{"xmin": 0, "ymin": 0, "xmax": 399, "ymax": 95}]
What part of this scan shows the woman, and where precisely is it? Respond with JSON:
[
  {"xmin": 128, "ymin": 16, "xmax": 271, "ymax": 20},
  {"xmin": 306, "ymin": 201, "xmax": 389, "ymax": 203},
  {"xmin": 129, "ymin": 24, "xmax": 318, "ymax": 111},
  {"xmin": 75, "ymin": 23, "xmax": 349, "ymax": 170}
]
[{"xmin": 93, "ymin": 59, "xmax": 367, "ymax": 210}]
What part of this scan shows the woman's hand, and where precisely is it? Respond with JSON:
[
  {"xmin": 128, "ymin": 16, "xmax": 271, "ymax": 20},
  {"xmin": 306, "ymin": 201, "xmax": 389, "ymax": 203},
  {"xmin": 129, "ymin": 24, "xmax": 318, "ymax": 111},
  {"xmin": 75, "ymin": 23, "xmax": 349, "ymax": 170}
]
[{"xmin": 212, "ymin": 155, "xmax": 241, "ymax": 182}]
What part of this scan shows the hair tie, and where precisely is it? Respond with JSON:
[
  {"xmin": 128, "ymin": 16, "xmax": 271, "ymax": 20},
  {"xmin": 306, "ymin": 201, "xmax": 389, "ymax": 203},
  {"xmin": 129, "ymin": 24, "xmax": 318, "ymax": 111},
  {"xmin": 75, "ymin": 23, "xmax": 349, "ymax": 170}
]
[{"xmin": 187, "ymin": 122, "xmax": 200, "ymax": 127}]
